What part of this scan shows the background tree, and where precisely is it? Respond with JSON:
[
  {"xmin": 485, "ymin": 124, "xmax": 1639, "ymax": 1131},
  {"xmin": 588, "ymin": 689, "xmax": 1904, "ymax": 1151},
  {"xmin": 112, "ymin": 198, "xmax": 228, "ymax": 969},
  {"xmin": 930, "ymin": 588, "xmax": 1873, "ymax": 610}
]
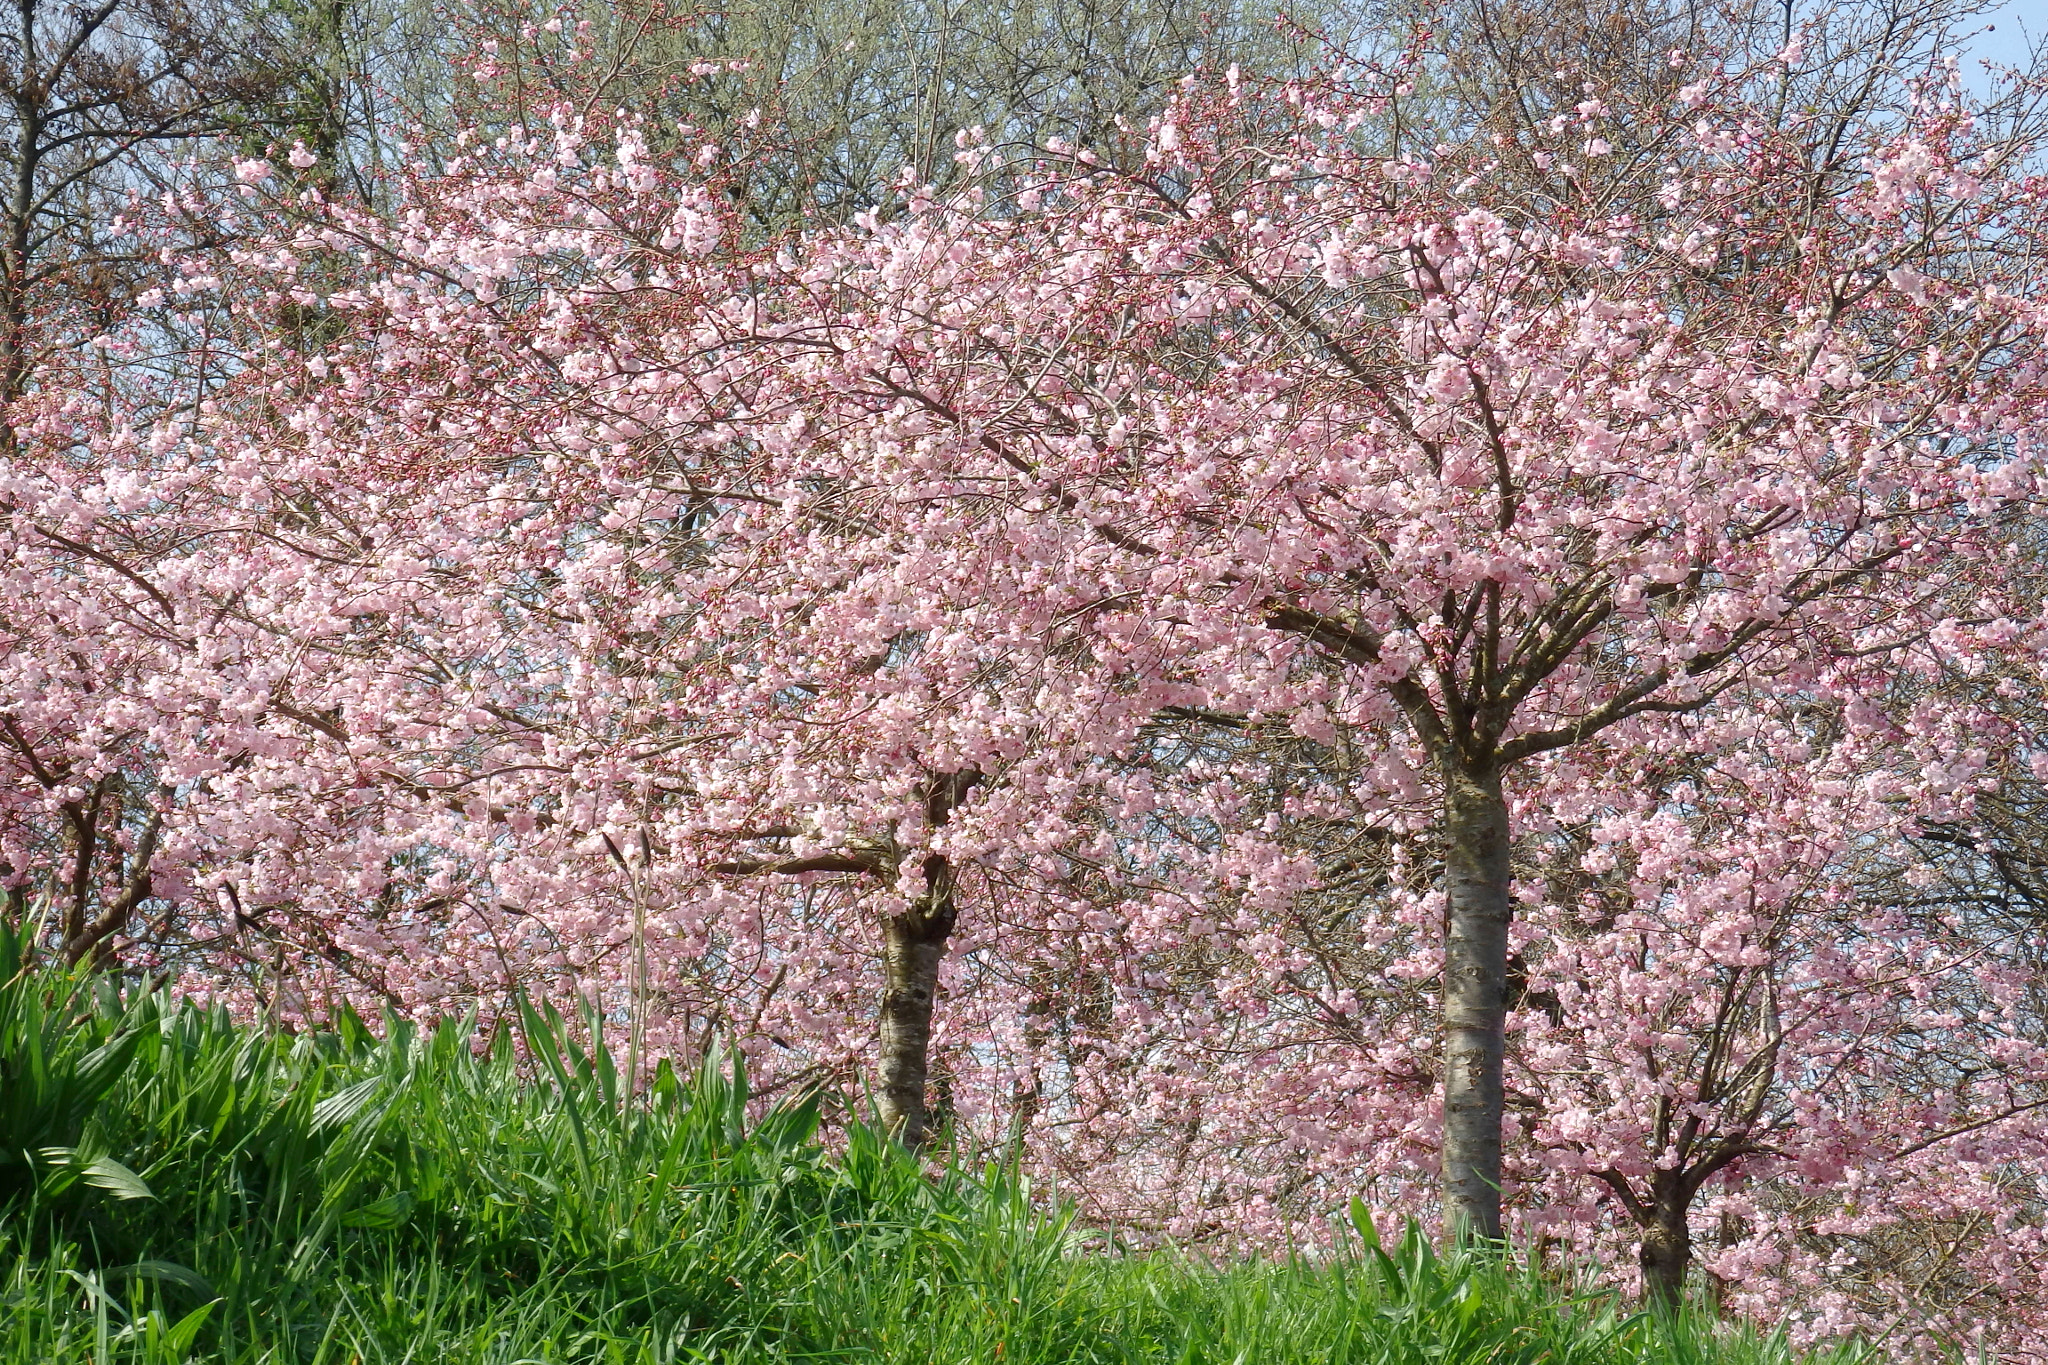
[
  {"xmin": 0, "ymin": 0, "xmax": 321, "ymax": 960},
  {"xmin": 442, "ymin": 0, "xmax": 1371, "ymax": 228}
]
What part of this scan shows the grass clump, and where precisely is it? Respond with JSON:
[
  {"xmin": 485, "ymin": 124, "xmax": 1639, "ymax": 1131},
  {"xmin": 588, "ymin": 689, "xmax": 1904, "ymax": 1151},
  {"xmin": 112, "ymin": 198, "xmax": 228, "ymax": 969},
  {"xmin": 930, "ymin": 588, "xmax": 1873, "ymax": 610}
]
[{"xmin": 1, "ymin": 922, "xmax": 1863, "ymax": 1364}]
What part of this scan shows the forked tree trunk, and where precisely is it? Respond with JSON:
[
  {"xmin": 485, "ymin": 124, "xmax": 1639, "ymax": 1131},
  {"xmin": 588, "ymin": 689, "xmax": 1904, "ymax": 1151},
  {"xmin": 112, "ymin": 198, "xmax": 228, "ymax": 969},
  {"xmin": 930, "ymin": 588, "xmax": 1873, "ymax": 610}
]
[{"xmin": 1441, "ymin": 760, "xmax": 1512, "ymax": 1241}]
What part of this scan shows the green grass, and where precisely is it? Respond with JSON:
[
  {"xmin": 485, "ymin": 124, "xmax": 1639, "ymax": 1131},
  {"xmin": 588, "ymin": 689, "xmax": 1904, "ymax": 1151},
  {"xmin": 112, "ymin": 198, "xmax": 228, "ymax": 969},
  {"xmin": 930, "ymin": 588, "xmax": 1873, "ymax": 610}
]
[{"xmin": 1, "ymin": 922, "xmax": 1866, "ymax": 1365}]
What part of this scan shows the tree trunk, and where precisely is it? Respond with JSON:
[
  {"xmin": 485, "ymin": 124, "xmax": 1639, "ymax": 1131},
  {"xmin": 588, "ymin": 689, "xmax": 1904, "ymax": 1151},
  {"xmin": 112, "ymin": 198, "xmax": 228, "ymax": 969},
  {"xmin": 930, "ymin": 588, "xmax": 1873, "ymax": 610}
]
[
  {"xmin": 1639, "ymin": 1172, "xmax": 1693, "ymax": 1309},
  {"xmin": 876, "ymin": 856, "xmax": 956, "ymax": 1148},
  {"xmin": 1441, "ymin": 760, "xmax": 1511, "ymax": 1242},
  {"xmin": 874, "ymin": 768, "xmax": 978, "ymax": 1148}
]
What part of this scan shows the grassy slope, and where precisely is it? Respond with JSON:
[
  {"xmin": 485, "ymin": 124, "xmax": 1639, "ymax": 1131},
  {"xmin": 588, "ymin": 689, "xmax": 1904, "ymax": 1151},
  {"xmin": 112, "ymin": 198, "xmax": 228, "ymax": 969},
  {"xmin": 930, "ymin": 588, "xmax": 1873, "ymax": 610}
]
[{"xmin": 1, "ymin": 929, "xmax": 1866, "ymax": 1365}]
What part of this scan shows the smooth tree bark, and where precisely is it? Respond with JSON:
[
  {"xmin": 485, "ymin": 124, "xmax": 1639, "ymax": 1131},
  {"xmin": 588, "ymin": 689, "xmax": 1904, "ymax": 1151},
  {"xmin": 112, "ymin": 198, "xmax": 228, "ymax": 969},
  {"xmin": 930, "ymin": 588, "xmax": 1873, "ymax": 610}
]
[
  {"xmin": 1262, "ymin": 606, "xmax": 1535, "ymax": 1241},
  {"xmin": 875, "ymin": 767, "xmax": 980, "ymax": 1146},
  {"xmin": 1439, "ymin": 761, "xmax": 1512, "ymax": 1240}
]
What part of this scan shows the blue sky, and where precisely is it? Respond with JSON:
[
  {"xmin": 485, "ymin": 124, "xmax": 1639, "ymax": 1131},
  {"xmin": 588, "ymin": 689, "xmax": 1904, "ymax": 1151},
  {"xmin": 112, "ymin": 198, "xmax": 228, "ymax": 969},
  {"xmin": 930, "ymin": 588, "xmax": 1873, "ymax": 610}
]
[{"xmin": 1966, "ymin": 1, "xmax": 2040, "ymax": 76}]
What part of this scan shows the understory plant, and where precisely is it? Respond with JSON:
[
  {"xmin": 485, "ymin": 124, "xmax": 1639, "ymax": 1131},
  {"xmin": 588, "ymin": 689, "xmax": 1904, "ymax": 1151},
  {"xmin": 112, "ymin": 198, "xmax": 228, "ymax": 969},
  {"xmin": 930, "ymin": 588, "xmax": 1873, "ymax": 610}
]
[{"xmin": 2, "ymin": 924, "xmax": 1876, "ymax": 1364}]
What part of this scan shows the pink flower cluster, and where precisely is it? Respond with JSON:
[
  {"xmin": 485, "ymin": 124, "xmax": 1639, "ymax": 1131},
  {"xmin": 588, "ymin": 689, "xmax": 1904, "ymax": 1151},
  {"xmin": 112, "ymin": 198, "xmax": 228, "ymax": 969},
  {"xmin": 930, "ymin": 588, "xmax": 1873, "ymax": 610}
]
[{"xmin": 6, "ymin": 49, "xmax": 2048, "ymax": 1357}]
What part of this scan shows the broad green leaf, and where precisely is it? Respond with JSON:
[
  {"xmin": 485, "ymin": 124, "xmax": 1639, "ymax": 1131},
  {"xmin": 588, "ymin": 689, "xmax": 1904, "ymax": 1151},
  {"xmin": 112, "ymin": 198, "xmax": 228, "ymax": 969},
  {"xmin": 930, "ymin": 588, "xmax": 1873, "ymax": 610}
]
[
  {"xmin": 339, "ymin": 1190, "xmax": 417, "ymax": 1228},
  {"xmin": 1349, "ymin": 1195, "xmax": 1382, "ymax": 1251},
  {"xmin": 310, "ymin": 1075, "xmax": 383, "ymax": 1131},
  {"xmin": 108, "ymin": 1259, "xmax": 216, "ymax": 1298}
]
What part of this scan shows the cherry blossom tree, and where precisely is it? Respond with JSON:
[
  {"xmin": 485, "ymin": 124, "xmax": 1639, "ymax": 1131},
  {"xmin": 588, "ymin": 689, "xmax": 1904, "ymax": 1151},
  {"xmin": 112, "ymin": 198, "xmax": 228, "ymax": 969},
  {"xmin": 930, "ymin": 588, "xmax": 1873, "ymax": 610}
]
[
  {"xmin": 12, "ymin": 12, "xmax": 2048, "ymax": 1349},
  {"xmin": 5, "ymin": 106, "xmax": 1162, "ymax": 1160},
  {"xmin": 661, "ymin": 34, "xmax": 2048, "ymax": 1251}
]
